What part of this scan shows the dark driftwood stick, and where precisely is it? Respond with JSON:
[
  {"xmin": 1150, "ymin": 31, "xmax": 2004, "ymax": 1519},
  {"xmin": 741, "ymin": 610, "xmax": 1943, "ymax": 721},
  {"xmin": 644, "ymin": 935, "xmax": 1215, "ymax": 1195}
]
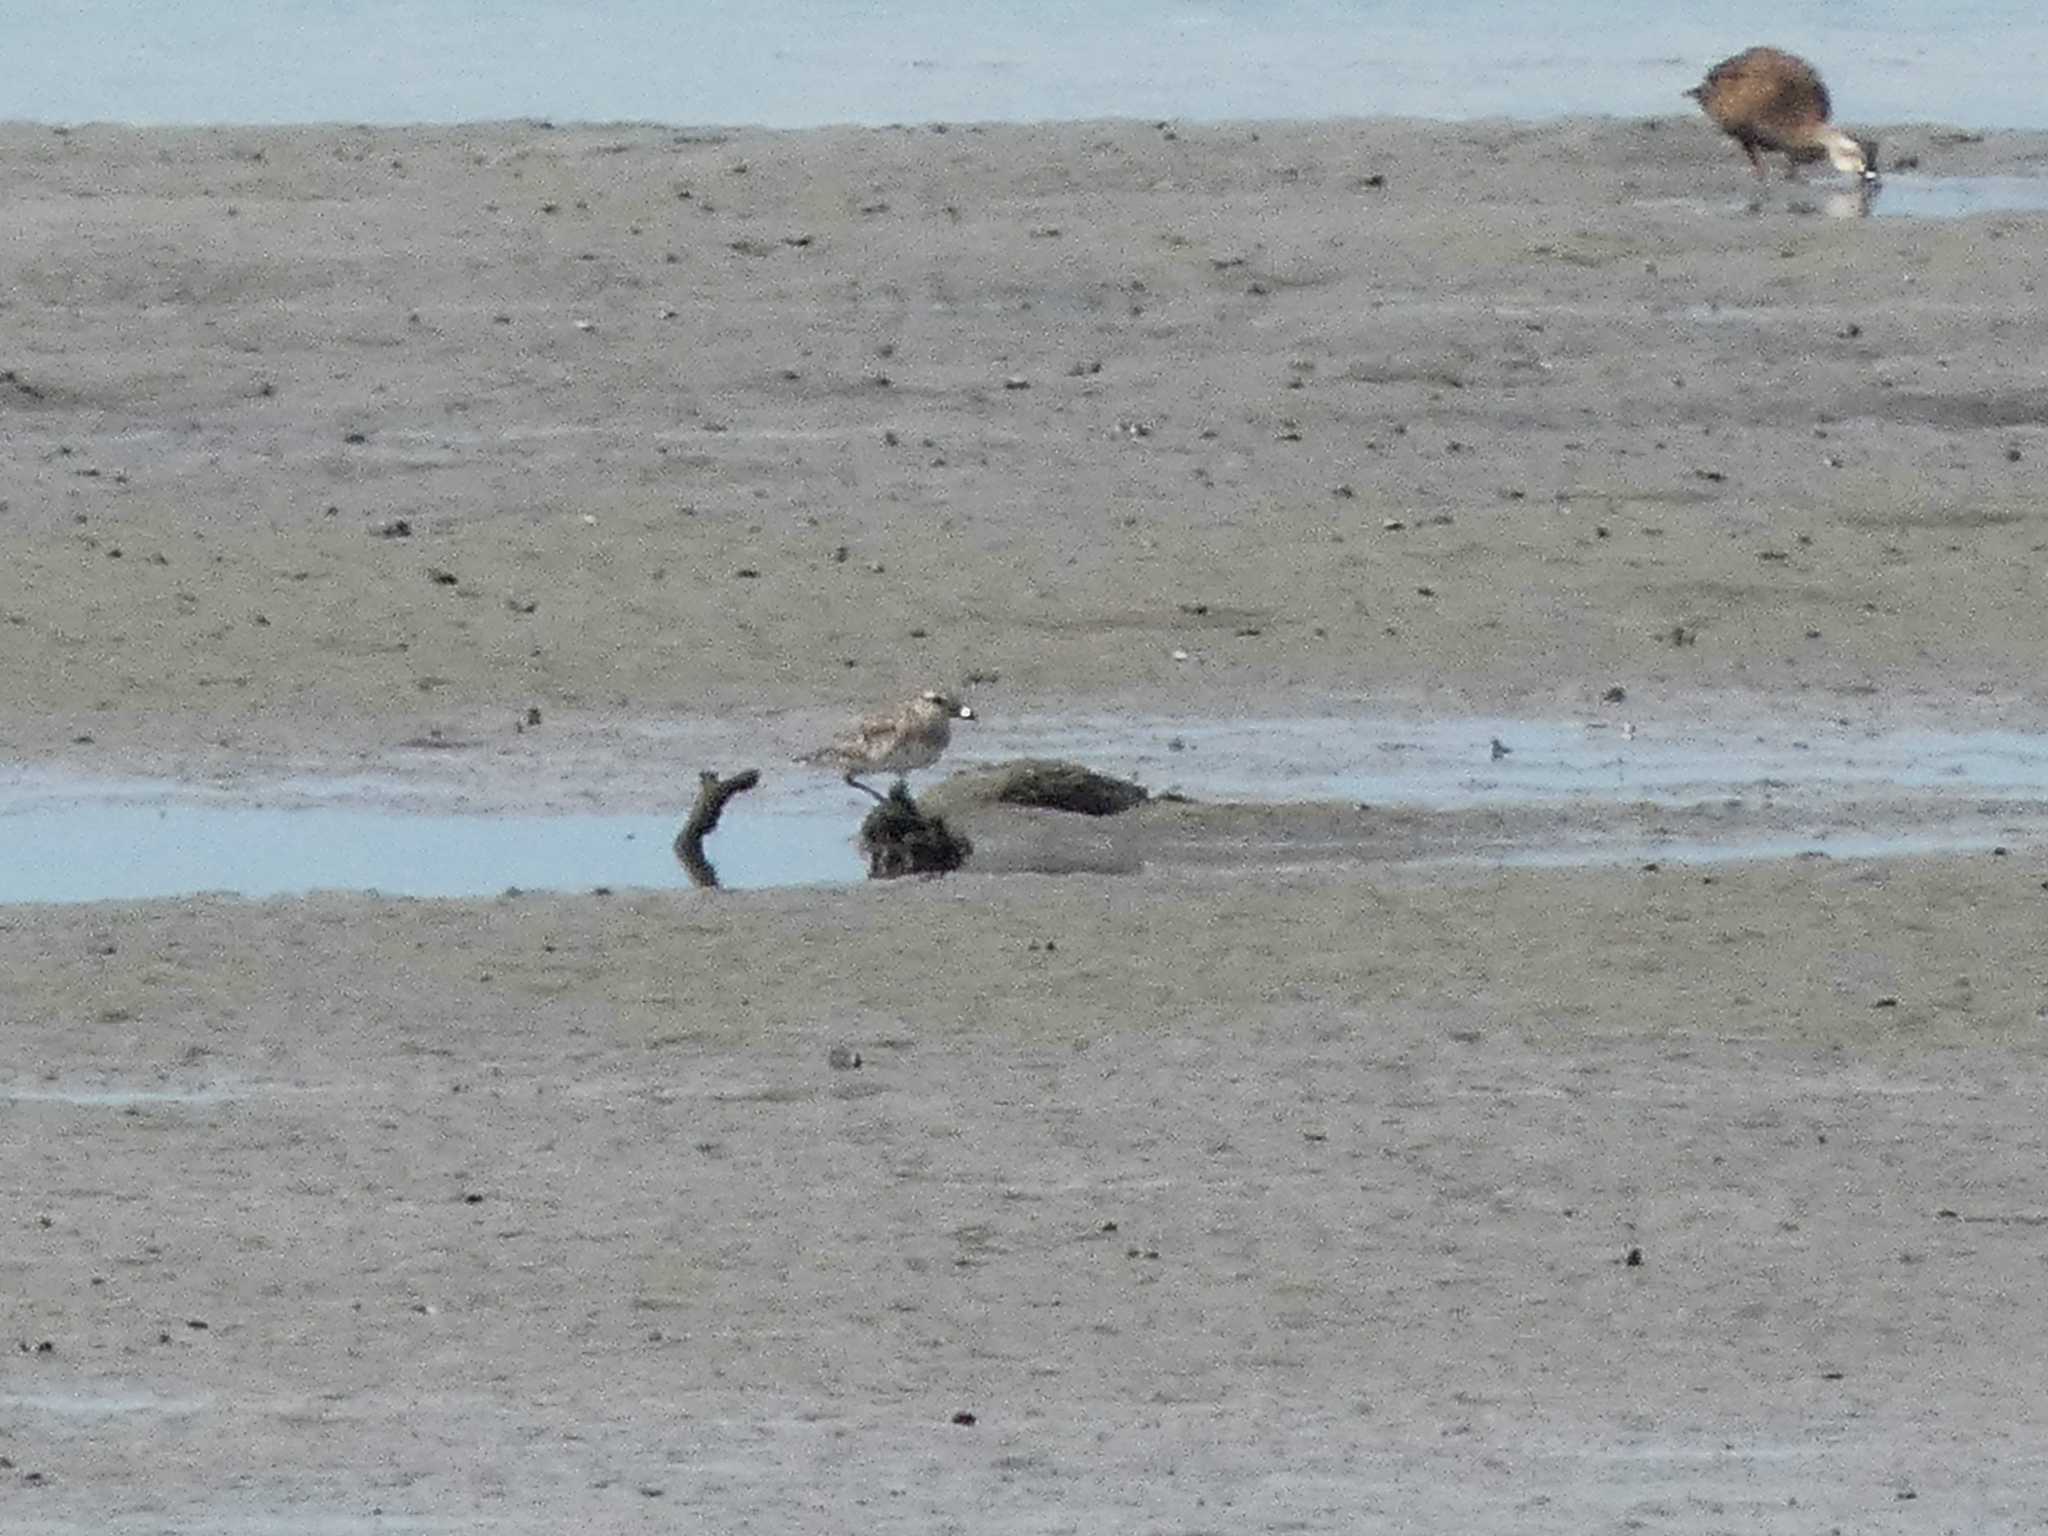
[{"xmin": 674, "ymin": 768, "xmax": 760, "ymax": 889}]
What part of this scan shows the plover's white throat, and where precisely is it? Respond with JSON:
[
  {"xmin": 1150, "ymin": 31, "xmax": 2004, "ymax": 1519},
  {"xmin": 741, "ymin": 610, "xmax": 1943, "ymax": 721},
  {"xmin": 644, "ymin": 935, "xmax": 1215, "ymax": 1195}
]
[
  {"xmin": 1687, "ymin": 47, "xmax": 1878, "ymax": 184},
  {"xmin": 799, "ymin": 689, "xmax": 974, "ymax": 800}
]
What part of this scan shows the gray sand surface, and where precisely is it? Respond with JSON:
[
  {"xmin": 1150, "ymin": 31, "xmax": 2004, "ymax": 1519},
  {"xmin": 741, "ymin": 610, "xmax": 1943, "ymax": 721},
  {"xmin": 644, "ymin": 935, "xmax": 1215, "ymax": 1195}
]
[{"xmin": 5, "ymin": 118, "xmax": 2048, "ymax": 1530}]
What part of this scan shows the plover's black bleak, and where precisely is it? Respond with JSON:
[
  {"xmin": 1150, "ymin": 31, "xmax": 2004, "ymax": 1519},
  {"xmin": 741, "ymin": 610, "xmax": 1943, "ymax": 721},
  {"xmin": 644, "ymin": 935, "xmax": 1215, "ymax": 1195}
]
[
  {"xmin": 1688, "ymin": 48, "xmax": 1878, "ymax": 183},
  {"xmin": 799, "ymin": 689, "xmax": 974, "ymax": 801}
]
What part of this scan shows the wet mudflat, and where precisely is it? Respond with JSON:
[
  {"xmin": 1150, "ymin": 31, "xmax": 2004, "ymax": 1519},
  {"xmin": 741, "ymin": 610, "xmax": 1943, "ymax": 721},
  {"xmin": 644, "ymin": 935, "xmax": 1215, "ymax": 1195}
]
[
  {"xmin": 6, "ymin": 118, "xmax": 2048, "ymax": 1531},
  {"xmin": 8, "ymin": 856, "xmax": 2048, "ymax": 1532}
]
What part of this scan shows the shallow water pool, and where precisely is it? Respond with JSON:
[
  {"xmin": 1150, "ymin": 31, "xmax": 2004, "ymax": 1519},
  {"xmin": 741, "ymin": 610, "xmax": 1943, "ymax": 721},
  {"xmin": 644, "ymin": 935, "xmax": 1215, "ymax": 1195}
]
[{"xmin": 4, "ymin": 714, "xmax": 2046, "ymax": 900}]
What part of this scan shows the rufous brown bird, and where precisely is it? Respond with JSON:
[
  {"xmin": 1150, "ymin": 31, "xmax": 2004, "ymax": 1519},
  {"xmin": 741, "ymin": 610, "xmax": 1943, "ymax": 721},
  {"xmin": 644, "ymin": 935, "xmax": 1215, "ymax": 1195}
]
[{"xmin": 1687, "ymin": 47, "xmax": 1878, "ymax": 182}]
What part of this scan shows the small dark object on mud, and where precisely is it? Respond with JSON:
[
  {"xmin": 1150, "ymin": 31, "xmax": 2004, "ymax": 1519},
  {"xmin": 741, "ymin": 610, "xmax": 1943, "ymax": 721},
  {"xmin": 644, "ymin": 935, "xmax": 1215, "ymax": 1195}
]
[
  {"xmin": 940, "ymin": 759, "xmax": 1149, "ymax": 817},
  {"xmin": 860, "ymin": 783, "xmax": 972, "ymax": 878},
  {"xmin": 1624, "ymin": 1247, "xmax": 1643, "ymax": 1268},
  {"xmin": 951, "ymin": 1410, "xmax": 978, "ymax": 1427}
]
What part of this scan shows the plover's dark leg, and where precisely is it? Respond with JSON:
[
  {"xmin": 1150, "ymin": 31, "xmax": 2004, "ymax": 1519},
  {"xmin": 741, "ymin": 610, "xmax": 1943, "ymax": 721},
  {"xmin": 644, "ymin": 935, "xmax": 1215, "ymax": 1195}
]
[{"xmin": 843, "ymin": 773, "xmax": 887, "ymax": 803}]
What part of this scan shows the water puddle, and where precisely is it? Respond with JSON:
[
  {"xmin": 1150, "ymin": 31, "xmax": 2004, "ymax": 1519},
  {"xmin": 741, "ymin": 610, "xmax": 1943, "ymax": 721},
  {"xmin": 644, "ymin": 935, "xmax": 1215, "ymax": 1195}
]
[
  {"xmin": 1869, "ymin": 174, "xmax": 2048, "ymax": 219},
  {"xmin": 1449, "ymin": 827, "xmax": 2013, "ymax": 872},
  {"xmin": 0, "ymin": 801, "xmax": 863, "ymax": 902},
  {"xmin": 995, "ymin": 715, "xmax": 2048, "ymax": 806},
  {"xmin": 3, "ymin": 715, "xmax": 2045, "ymax": 899},
  {"xmin": 2, "ymin": 1084, "xmax": 240, "ymax": 1107},
  {"xmin": 1643, "ymin": 175, "xmax": 2048, "ymax": 222},
  {"xmin": 1, "ymin": 1389, "xmax": 209, "ymax": 1417}
]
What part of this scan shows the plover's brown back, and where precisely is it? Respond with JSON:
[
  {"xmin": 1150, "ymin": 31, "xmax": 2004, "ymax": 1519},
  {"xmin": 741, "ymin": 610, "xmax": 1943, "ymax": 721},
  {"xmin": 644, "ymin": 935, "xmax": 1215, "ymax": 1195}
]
[{"xmin": 800, "ymin": 689, "xmax": 973, "ymax": 789}]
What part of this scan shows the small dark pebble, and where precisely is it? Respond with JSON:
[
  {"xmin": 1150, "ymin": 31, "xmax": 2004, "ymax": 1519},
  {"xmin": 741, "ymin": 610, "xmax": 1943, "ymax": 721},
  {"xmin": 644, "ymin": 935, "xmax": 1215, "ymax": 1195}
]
[
  {"xmin": 734, "ymin": 567, "xmax": 761, "ymax": 579},
  {"xmin": 951, "ymin": 1411, "xmax": 978, "ymax": 1427},
  {"xmin": 1602, "ymin": 685, "xmax": 1627, "ymax": 703},
  {"xmin": 377, "ymin": 519, "xmax": 412, "ymax": 538},
  {"xmin": 463, "ymin": 1193, "xmax": 485, "ymax": 1204},
  {"xmin": 427, "ymin": 569, "xmax": 458, "ymax": 586},
  {"xmin": 1873, "ymin": 996, "xmax": 1900, "ymax": 1009},
  {"xmin": 525, "ymin": 706, "xmax": 542, "ymax": 727},
  {"xmin": 1624, "ymin": 1248, "xmax": 1643, "ymax": 1267},
  {"xmin": 186, "ymin": 1319, "xmax": 209, "ymax": 1330},
  {"xmin": 343, "ymin": 431, "xmax": 368, "ymax": 445}
]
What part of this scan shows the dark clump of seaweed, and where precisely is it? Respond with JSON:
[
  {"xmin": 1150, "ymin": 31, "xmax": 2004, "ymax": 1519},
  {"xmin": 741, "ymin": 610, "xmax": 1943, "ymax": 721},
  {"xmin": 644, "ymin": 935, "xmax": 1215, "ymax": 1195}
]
[{"xmin": 859, "ymin": 782, "xmax": 973, "ymax": 879}]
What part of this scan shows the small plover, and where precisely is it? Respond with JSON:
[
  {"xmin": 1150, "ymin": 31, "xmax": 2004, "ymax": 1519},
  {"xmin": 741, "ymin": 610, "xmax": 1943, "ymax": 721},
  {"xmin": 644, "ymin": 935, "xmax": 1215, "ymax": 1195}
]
[
  {"xmin": 799, "ymin": 688, "xmax": 974, "ymax": 800},
  {"xmin": 1687, "ymin": 47, "xmax": 1878, "ymax": 183}
]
